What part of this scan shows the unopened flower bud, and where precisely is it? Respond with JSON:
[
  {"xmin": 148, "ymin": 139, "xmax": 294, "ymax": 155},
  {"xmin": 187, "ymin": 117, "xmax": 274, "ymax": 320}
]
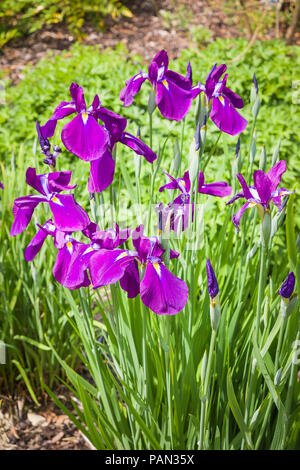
[
  {"xmin": 274, "ymin": 368, "xmax": 282, "ymax": 387},
  {"xmin": 206, "ymin": 259, "xmax": 221, "ymax": 331},
  {"xmin": 261, "ymin": 210, "xmax": 271, "ymax": 248},
  {"xmin": 279, "ymin": 272, "xmax": 295, "ymax": 299}
]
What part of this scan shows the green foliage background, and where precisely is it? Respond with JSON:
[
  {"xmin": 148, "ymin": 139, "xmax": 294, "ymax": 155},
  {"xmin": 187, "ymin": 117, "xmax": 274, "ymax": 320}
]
[{"xmin": 0, "ymin": 0, "xmax": 131, "ymax": 47}]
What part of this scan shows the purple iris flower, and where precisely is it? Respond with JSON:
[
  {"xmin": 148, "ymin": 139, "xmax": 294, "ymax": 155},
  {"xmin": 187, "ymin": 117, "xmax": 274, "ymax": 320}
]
[
  {"xmin": 40, "ymin": 82, "xmax": 109, "ymax": 161},
  {"xmin": 25, "ymin": 220, "xmax": 130, "ymax": 289},
  {"xmin": 279, "ymin": 272, "xmax": 295, "ymax": 299},
  {"xmin": 119, "ymin": 50, "xmax": 197, "ymax": 121},
  {"xmin": 193, "ymin": 63, "xmax": 248, "ymax": 135},
  {"xmin": 157, "ymin": 170, "xmax": 232, "ymax": 232},
  {"xmin": 0, "ymin": 182, "xmax": 4, "ymax": 190},
  {"xmin": 88, "ymin": 106, "xmax": 157, "ymax": 193},
  {"xmin": 89, "ymin": 224, "xmax": 188, "ymax": 315},
  {"xmin": 36, "ymin": 120, "xmax": 61, "ymax": 168},
  {"xmin": 25, "ymin": 219, "xmax": 92, "ymax": 289},
  {"xmin": 41, "ymin": 83, "xmax": 156, "ymax": 192},
  {"xmin": 10, "ymin": 167, "xmax": 90, "ymax": 236},
  {"xmin": 226, "ymin": 160, "xmax": 293, "ymax": 232}
]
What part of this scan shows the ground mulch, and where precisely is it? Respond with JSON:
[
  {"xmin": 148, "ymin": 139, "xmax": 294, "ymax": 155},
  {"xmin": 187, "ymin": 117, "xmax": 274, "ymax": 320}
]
[{"xmin": 0, "ymin": 390, "xmax": 93, "ymax": 450}]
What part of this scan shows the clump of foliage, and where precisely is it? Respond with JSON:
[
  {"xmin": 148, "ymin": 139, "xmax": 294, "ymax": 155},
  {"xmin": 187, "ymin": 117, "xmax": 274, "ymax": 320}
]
[{"xmin": 0, "ymin": 0, "xmax": 132, "ymax": 47}]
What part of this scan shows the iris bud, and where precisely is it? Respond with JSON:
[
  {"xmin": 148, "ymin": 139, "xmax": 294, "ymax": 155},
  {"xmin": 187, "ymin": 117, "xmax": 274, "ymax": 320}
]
[
  {"xmin": 261, "ymin": 209, "xmax": 271, "ymax": 248},
  {"xmin": 274, "ymin": 368, "xmax": 282, "ymax": 387}
]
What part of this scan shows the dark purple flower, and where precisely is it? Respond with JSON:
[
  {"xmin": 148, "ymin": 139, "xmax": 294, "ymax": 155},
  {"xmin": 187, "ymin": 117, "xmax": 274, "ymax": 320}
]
[
  {"xmin": 88, "ymin": 107, "xmax": 157, "ymax": 193},
  {"xmin": 24, "ymin": 219, "xmax": 90, "ymax": 289},
  {"xmin": 193, "ymin": 63, "xmax": 248, "ymax": 135},
  {"xmin": 120, "ymin": 50, "xmax": 196, "ymax": 121},
  {"xmin": 36, "ymin": 120, "xmax": 62, "ymax": 168},
  {"xmin": 25, "ymin": 220, "xmax": 130, "ymax": 290},
  {"xmin": 279, "ymin": 272, "xmax": 295, "ymax": 299},
  {"xmin": 0, "ymin": 182, "xmax": 4, "ymax": 190},
  {"xmin": 157, "ymin": 169, "xmax": 232, "ymax": 232},
  {"xmin": 89, "ymin": 224, "xmax": 187, "ymax": 315},
  {"xmin": 226, "ymin": 160, "xmax": 293, "ymax": 232},
  {"xmin": 41, "ymin": 83, "xmax": 109, "ymax": 161},
  {"xmin": 10, "ymin": 167, "xmax": 90, "ymax": 236},
  {"xmin": 206, "ymin": 258, "xmax": 219, "ymax": 299}
]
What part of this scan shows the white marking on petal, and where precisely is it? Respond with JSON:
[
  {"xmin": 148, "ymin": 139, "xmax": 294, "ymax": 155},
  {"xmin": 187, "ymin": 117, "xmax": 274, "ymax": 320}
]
[
  {"xmin": 152, "ymin": 263, "xmax": 161, "ymax": 278},
  {"xmin": 81, "ymin": 113, "xmax": 89, "ymax": 125},
  {"xmin": 50, "ymin": 194, "xmax": 64, "ymax": 206},
  {"xmin": 40, "ymin": 174, "xmax": 50, "ymax": 196},
  {"xmin": 218, "ymin": 95, "xmax": 225, "ymax": 106},
  {"xmin": 116, "ymin": 251, "xmax": 128, "ymax": 261},
  {"xmin": 66, "ymin": 241, "xmax": 73, "ymax": 254},
  {"xmin": 44, "ymin": 223, "xmax": 55, "ymax": 232}
]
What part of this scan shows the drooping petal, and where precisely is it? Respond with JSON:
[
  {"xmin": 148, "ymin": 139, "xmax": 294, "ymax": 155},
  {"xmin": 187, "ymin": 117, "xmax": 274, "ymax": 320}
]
[
  {"xmin": 119, "ymin": 73, "xmax": 148, "ymax": 107},
  {"xmin": 156, "ymin": 75, "xmax": 194, "ymax": 121},
  {"xmin": 88, "ymin": 150, "xmax": 115, "ymax": 193},
  {"xmin": 53, "ymin": 242, "xmax": 91, "ymax": 289},
  {"xmin": 89, "ymin": 249, "xmax": 137, "ymax": 289},
  {"xmin": 222, "ymin": 87, "xmax": 244, "ymax": 109},
  {"xmin": 10, "ymin": 195, "xmax": 46, "ymax": 236},
  {"xmin": 119, "ymin": 132, "xmax": 157, "ymax": 163},
  {"xmin": 24, "ymin": 223, "xmax": 51, "ymax": 261},
  {"xmin": 140, "ymin": 262, "xmax": 188, "ymax": 315},
  {"xmin": 210, "ymin": 95, "xmax": 248, "ymax": 135},
  {"xmin": 253, "ymin": 170, "xmax": 272, "ymax": 205},
  {"xmin": 267, "ymin": 160, "xmax": 287, "ymax": 193},
  {"xmin": 61, "ymin": 113, "xmax": 109, "ymax": 161},
  {"xmin": 120, "ymin": 260, "xmax": 140, "ymax": 298},
  {"xmin": 232, "ymin": 201, "xmax": 252, "ymax": 232},
  {"xmin": 40, "ymin": 101, "xmax": 77, "ymax": 138},
  {"xmin": 198, "ymin": 181, "xmax": 232, "ymax": 197},
  {"xmin": 226, "ymin": 191, "xmax": 245, "ymax": 206},
  {"xmin": 49, "ymin": 194, "xmax": 90, "ymax": 232}
]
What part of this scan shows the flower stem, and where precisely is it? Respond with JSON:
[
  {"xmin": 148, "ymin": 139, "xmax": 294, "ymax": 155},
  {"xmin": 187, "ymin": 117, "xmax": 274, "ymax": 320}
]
[
  {"xmin": 199, "ymin": 328, "xmax": 217, "ymax": 448},
  {"xmin": 255, "ymin": 242, "xmax": 267, "ymax": 345}
]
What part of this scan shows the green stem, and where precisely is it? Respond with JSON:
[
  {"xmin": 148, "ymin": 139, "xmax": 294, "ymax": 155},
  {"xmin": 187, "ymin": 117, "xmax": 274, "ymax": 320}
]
[
  {"xmin": 284, "ymin": 321, "xmax": 300, "ymax": 443},
  {"xmin": 255, "ymin": 241, "xmax": 267, "ymax": 345},
  {"xmin": 199, "ymin": 328, "xmax": 217, "ymax": 449}
]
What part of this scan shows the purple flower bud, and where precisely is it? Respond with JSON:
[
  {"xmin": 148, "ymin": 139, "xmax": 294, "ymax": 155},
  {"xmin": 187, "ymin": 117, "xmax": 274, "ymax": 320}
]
[
  {"xmin": 0, "ymin": 182, "xmax": 4, "ymax": 190},
  {"xmin": 206, "ymin": 258, "xmax": 219, "ymax": 299},
  {"xmin": 186, "ymin": 61, "xmax": 192, "ymax": 83},
  {"xmin": 253, "ymin": 73, "xmax": 259, "ymax": 94},
  {"xmin": 235, "ymin": 137, "xmax": 240, "ymax": 159},
  {"xmin": 279, "ymin": 272, "xmax": 295, "ymax": 299}
]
